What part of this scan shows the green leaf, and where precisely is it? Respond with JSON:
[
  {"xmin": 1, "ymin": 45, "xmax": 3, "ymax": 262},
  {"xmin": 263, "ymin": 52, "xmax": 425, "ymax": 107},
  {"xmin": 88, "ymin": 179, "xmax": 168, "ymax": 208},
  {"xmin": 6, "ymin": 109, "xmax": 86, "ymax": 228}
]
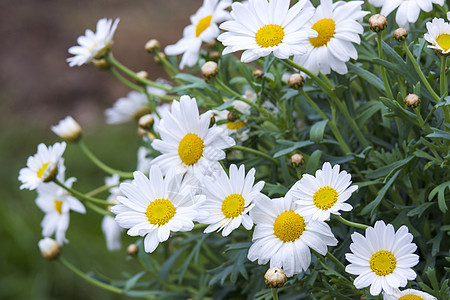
[
  {"xmin": 124, "ymin": 271, "xmax": 146, "ymax": 290},
  {"xmin": 365, "ymin": 156, "xmax": 414, "ymax": 180},
  {"xmin": 427, "ymin": 128, "xmax": 450, "ymax": 140},
  {"xmin": 273, "ymin": 141, "xmax": 314, "ymax": 158},
  {"xmin": 355, "ymin": 101, "xmax": 383, "ymax": 127},
  {"xmin": 428, "ymin": 181, "xmax": 450, "ymax": 213},
  {"xmin": 361, "ymin": 169, "xmax": 401, "ymax": 215},
  {"xmin": 407, "ymin": 202, "xmax": 435, "ymax": 217},
  {"xmin": 306, "ymin": 150, "xmax": 323, "ymax": 175},
  {"xmin": 348, "ymin": 63, "xmax": 385, "ymax": 92},
  {"xmin": 310, "ymin": 120, "xmax": 328, "ymax": 143}
]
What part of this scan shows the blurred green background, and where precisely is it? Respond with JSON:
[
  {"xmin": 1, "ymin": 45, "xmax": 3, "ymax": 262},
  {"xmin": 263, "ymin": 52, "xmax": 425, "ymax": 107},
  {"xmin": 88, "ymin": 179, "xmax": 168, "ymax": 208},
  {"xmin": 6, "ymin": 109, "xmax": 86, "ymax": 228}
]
[{"xmin": 0, "ymin": 0, "xmax": 199, "ymax": 298}]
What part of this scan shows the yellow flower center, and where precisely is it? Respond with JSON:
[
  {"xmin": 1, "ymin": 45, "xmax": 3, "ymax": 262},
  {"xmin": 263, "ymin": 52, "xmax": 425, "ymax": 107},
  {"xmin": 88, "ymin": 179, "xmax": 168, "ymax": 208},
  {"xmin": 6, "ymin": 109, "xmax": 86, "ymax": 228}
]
[
  {"xmin": 226, "ymin": 121, "xmax": 246, "ymax": 130},
  {"xmin": 370, "ymin": 250, "xmax": 397, "ymax": 276},
  {"xmin": 313, "ymin": 186, "xmax": 338, "ymax": 210},
  {"xmin": 54, "ymin": 200, "xmax": 63, "ymax": 215},
  {"xmin": 196, "ymin": 15, "xmax": 212, "ymax": 37},
  {"xmin": 221, "ymin": 193, "xmax": 245, "ymax": 218},
  {"xmin": 436, "ymin": 34, "xmax": 450, "ymax": 51},
  {"xmin": 178, "ymin": 133, "xmax": 205, "ymax": 166},
  {"xmin": 309, "ymin": 18, "xmax": 336, "ymax": 48},
  {"xmin": 398, "ymin": 295, "xmax": 424, "ymax": 300},
  {"xmin": 145, "ymin": 198, "xmax": 176, "ymax": 226},
  {"xmin": 273, "ymin": 210, "xmax": 306, "ymax": 242},
  {"xmin": 37, "ymin": 162, "xmax": 50, "ymax": 178},
  {"xmin": 255, "ymin": 24, "xmax": 285, "ymax": 48}
]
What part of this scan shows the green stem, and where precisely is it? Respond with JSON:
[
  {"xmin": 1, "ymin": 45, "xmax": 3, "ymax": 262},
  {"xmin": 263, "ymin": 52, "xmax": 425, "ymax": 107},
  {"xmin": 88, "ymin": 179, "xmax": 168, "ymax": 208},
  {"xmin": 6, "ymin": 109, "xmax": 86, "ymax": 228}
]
[
  {"xmin": 326, "ymin": 252, "xmax": 346, "ymax": 271},
  {"xmin": 335, "ymin": 215, "xmax": 369, "ymax": 230},
  {"xmin": 85, "ymin": 184, "xmax": 117, "ymax": 197},
  {"xmin": 377, "ymin": 32, "xmax": 394, "ymax": 99},
  {"xmin": 85, "ymin": 202, "xmax": 114, "ymax": 217},
  {"xmin": 109, "ymin": 68, "xmax": 144, "ymax": 92},
  {"xmin": 79, "ymin": 140, "xmax": 134, "ymax": 179},
  {"xmin": 439, "ymin": 56, "xmax": 450, "ymax": 124},
  {"xmin": 284, "ymin": 59, "xmax": 333, "ymax": 93},
  {"xmin": 271, "ymin": 288, "xmax": 279, "ymax": 300},
  {"xmin": 54, "ymin": 179, "xmax": 110, "ymax": 206},
  {"xmin": 155, "ymin": 52, "xmax": 179, "ymax": 76},
  {"xmin": 231, "ymin": 145, "xmax": 278, "ymax": 164}
]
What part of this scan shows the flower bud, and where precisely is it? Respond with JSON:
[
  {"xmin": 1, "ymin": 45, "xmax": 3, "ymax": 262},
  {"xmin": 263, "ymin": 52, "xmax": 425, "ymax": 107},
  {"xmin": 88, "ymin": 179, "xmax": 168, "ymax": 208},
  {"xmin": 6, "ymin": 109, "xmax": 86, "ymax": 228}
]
[
  {"xmin": 288, "ymin": 73, "xmax": 304, "ymax": 89},
  {"xmin": 93, "ymin": 58, "xmax": 111, "ymax": 70},
  {"xmin": 127, "ymin": 243, "xmax": 139, "ymax": 256},
  {"xmin": 253, "ymin": 69, "xmax": 264, "ymax": 79},
  {"xmin": 209, "ymin": 113, "xmax": 216, "ymax": 127},
  {"xmin": 138, "ymin": 114, "xmax": 154, "ymax": 130},
  {"xmin": 369, "ymin": 14, "xmax": 388, "ymax": 32},
  {"xmin": 210, "ymin": 51, "xmax": 221, "ymax": 60},
  {"xmin": 51, "ymin": 116, "xmax": 82, "ymax": 143},
  {"xmin": 201, "ymin": 61, "xmax": 219, "ymax": 79},
  {"xmin": 207, "ymin": 40, "xmax": 217, "ymax": 48},
  {"xmin": 136, "ymin": 71, "xmax": 149, "ymax": 80},
  {"xmin": 405, "ymin": 93, "xmax": 420, "ymax": 107},
  {"xmin": 393, "ymin": 28, "xmax": 408, "ymax": 42},
  {"xmin": 264, "ymin": 267, "xmax": 287, "ymax": 289},
  {"xmin": 145, "ymin": 39, "xmax": 160, "ymax": 53},
  {"xmin": 39, "ymin": 237, "xmax": 61, "ymax": 261},
  {"xmin": 137, "ymin": 127, "xmax": 147, "ymax": 138},
  {"xmin": 227, "ymin": 112, "xmax": 238, "ymax": 123},
  {"xmin": 290, "ymin": 153, "xmax": 304, "ymax": 167},
  {"xmin": 154, "ymin": 52, "xmax": 166, "ymax": 64}
]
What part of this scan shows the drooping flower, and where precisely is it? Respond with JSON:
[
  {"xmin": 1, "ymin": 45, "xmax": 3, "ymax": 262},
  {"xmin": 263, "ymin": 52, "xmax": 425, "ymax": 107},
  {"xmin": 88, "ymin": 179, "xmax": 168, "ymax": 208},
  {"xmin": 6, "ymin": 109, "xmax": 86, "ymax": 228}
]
[
  {"xmin": 345, "ymin": 221, "xmax": 420, "ymax": 296},
  {"xmin": 383, "ymin": 288, "xmax": 437, "ymax": 300},
  {"xmin": 101, "ymin": 174, "xmax": 123, "ymax": 251},
  {"xmin": 248, "ymin": 191, "xmax": 338, "ymax": 277},
  {"xmin": 291, "ymin": 162, "xmax": 357, "ymax": 221},
  {"xmin": 218, "ymin": 0, "xmax": 316, "ymax": 62},
  {"xmin": 424, "ymin": 13, "xmax": 450, "ymax": 55},
  {"xmin": 51, "ymin": 116, "xmax": 82, "ymax": 143},
  {"xmin": 165, "ymin": 0, "xmax": 232, "ymax": 69},
  {"xmin": 293, "ymin": 0, "xmax": 368, "ymax": 75},
  {"xmin": 67, "ymin": 18, "xmax": 119, "ymax": 67}
]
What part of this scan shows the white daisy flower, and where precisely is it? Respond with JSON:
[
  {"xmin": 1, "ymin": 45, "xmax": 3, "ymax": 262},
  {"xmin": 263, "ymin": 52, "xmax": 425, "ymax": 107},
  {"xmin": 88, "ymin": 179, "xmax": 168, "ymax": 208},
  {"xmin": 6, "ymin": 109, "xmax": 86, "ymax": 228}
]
[
  {"xmin": 67, "ymin": 18, "xmax": 119, "ymax": 67},
  {"xmin": 36, "ymin": 176, "xmax": 86, "ymax": 245},
  {"xmin": 101, "ymin": 174, "xmax": 123, "ymax": 251},
  {"xmin": 345, "ymin": 221, "xmax": 420, "ymax": 296},
  {"xmin": 383, "ymin": 288, "xmax": 437, "ymax": 300},
  {"xmin": 111, "ymin": 166, "xmax": 201, "ymax": 253},
  {"xmin": 51, "ymin": 116, "xmax": 82, "ymax": 143},
  {"xmin": 165, "ymin": 0, "xmax": 232, "ymax": 69},
  {"xmin": 291, "ymin": 162, "xmax": 358, "ymax": 221},
  {"xmin": 105, "ymin": 91, "xmax": 151, "ymax": 124},
  {"xmin": 248, "ymin": 191, "xmax": 338, "ymax": 277},
  {"xmin": 152, "ymin": 103, "xmax": 172, "ymax": 134},
  {"xmin": 136, "ymin": 147, "xmax": 153, "ymax": 173},
  {"xmin": 196, "ymin": 164, "xmax": 264, "ymax": 236},
  {"xmin": 19, "ymin": 142, "xmax": 67, "ymax": 190},
  {"xmin": 150, "ymin": 95, "xmax": 235, "ymax": 178},
  {"xmin": 218, "ymin": 0, "xmax": 316, "ymax": 63},
  {"xmin": 424, "ymin": 14, "xmax": 450, "ymax": 55},
  {"xmin": 368, "ymin": 0, "xmax": 444, "ymax": 29},
  {"xmin": 293, "ymin": 0, "xmax": 368, "ymax": 76}
]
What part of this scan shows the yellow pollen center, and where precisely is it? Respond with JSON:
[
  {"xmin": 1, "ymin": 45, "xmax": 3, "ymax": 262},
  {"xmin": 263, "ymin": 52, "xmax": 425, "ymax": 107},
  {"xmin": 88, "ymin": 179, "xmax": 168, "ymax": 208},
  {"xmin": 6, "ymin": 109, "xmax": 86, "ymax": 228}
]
[
  {"xmin": 54, "ymin": 200, "xmax": 63, "ymax": 214},
  {"xmin": 226, "ymin": 121, "xmax": 246, "ymax": 130},
  {"xmin": 37, "ymin": 162, "xmax": 50, "ymax": 178},
  {"xmin": 310, "ymin": 18, "xmax": 336, "ymax": 48},
  {"xmin": 145, "ymin": 198, "xmax": 176, "ymax": 226},
  {"xmin": 178, "ymin": 133, "xmax": 205, "ymax": 166},
  {"xmin": 398, "ymin": 295, "xmax": 424, "ymax": 300},
  {"xmin": 221, "ymin": 193, "xmax": 245, "ymax": 218},
  {"xmin": 436, "ymin": 34, "xmax": 450, "ymax": 51},
  {"xmin": 313, "ymin": 186, "xmax": 338, "ymax": 210},
  {"xmin": 273, "ymin": 210, "xmax": 306, "ymax": 242},
  {"xmin": 370, "ymin": 250, "xmax": 397, "ymax": 276},
  {"xmin": 196, "ymin": 15, "xmax": 212, "ymax": 37},
  {"xmin": 255, "ymin": 24, "xmax": 284, "ymax": 48}
]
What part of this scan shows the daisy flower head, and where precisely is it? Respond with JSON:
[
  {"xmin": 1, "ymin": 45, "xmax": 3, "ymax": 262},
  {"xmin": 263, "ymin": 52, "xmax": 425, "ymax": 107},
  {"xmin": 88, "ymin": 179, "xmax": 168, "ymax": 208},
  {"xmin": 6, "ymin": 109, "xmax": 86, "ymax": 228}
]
[
  {"xmin": 293, "ymin": 0, "xmax": 368, "ymax": 76},
  {"xmin": 105, "ymin": 91, "xmax": 151, "ymax": 124},
  {"xmin": 151, "ymin": 95, "xmax": 235, "ymax": 178},
  {"xmin": 345, "ymin": 221, "xmax": 420, "ymax": 296},
  {"xmin": 102, "ymin": 174, "xmax": 123, "ymax": 251},
  {"xmin": 424, "ymin": 14, "xmax": 450, "ymax": 55},
  {"xmin": 196, "ymin": 164, "xmax": 264, "ymax": 236},
  {"xmin": 19, "ymin": 142, "xmax": 67, "ymax": 190},
  {"xmin": 67, "ymin": 18, "xmax": 119, "ymax": 67},
  {"xmin": 368, "ymin": 0, "xmax": 444, "ymax": 29},
  {"xmin": 291, "ymin": 162, "xmax": 358, "ymax": 221},
  {"xmin": 383, "ymin": 289, "xmax": 437, "ymax": 300},
  {"xmin": 111, "ymin": 165, "xmax": 201, "ymax": 253},
  {"xmin": 218, "ymin": 0, "xmax": 316, "ymax": 63},
  {"xmin": 248, "ymin": 191, "xmax": 338, "ymax": 277},
  {"xmin": 165, "ymin": 0, "xmax": 232, "ymax": 69},
  {"xmin": 51, "ymin": 116, "xmax": 82, "ymax": 143}
]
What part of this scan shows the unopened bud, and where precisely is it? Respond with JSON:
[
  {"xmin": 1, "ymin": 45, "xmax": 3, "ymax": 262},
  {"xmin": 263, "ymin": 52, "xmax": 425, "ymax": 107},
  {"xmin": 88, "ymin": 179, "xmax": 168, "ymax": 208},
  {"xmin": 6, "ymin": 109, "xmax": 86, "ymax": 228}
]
[
  {"xmin": 93, "ymin": 59, "xmax": 111, "ymax": 70},
  {"xmin": 290, "ymin": 153, "xmax": 304, "ymax": 167},
  {"xmin": 209, "ymin": 113, "xmax": 216, "ymax": 127},
  {"xmin": 127, "ymin": 243, "xmax": 139, "ymax": 256},
  {"xmin": 136, "ymin": 71, "xmax": 149, "ymax": 80},
  {"xmin": 145, "ymin": 39, "xmax": 160, "ymax": 53},
  {"xmin": 207, "ymin": 40, "xmax": 217, "ymax": 48},
  {"xmin": 154, "ymin": 52, "xmax": 166, "ymax": 64},
  {"xmin": 137, "ymin": 127, "xmax": 147, "ymax": 137},
  {"xmin": 253, "ymin": 69, "xmax": 264, "ymax": 79},
  {"xmin": 264, "ymin": 267, "xmax": 287, "ymax": 289},
  {"xmin": 201, "ymin": 61, "xmax": 219, "ymax": 79},
  {"xmin": 288, "ymin": 73, "xmax": 304, "ymax": 89},
  {"xmin": 138, "ymin": 114, "xmax": 154, "ymax": 130},
  {"xmin": 51, "ymin": 116, "xmax": 82, "ymax": 143},
  {"xmin": 405, "ymin": 93, "xmax": 420, "ymax": 107},
  {"xmin": 227, "ymin": 112, "xmax": 238, "ymax": 122},
  {"xmin": 393, "ymin": 28, "xmax": 408, "ymax": 42},
  {"xmin": 369, "ymin": 14, "xmax": 388, "ymax": 32},
  {"xmin": 39, "ymin": 237, "xmax": 60, "ymax": 261},
  {"xmin": 210, "ymin": 51, "xmax": 221, "ymax": 60}
]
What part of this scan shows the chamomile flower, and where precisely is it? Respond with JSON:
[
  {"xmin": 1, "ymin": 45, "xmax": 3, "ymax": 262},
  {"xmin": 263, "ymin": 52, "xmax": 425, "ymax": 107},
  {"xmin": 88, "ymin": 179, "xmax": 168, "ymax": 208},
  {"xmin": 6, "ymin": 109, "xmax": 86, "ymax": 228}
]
[
  {"xmin": 291, "ymin": 162, "xmax": 358, "ymax": 221},
  {"xmin": 196, "ymin": 164, "xmax": 264, "ymax": 236},
  {"xmin": 383, "ymin": 289, "xmax": 437, "ymax": 300},
  {"xmin": 102, "ymin": 174, "xmax": 123, "ymax": 251},
  {"xmin": 152, "ymin": 103, "xmax": 171, "ymax": 134},
  {"xmin": 248, "ymin": 191, "xmax": 338, "ymax": 277},
  {"xmin": 293, "ymin": 0, "xmax": 368, "ymax": 76},
  {"xmin": 424, "ymin": 14, "xmax": 450, "ymax": 55},
  {"xmin": 19, "ymin": 142, "xmax": 66, "ymax": 190},
  {"xmin": 51, "ymin": 116, "xmax": 82, "ymax": 143},
  {"xmin": 345, "ymin": 221, "xmax": 420, "ymax": 296},
  {"xmin": 218, "ymin": 0, "xmax": 316, "ymax": 62},
  {"xmin": 105, "ymin": 91, "xmax": 151, "ymax": 124},
  {"xmin": 165, "ymin": 0, "xmax": 232, "ymax": 69},
  {"xmin": 111, "ymin": 166, "xmax": 201, "ymax": 253},
  {"xmin": 368, "ymin": 0, "xmax": 444, "ymax": 29},
  {"xmin": 151, "ymin": 95, "xmax": 235, "ymax": 178},
  {"xmin": 67, "ymin": 18, "xmax": 119, "ymax": 67}
]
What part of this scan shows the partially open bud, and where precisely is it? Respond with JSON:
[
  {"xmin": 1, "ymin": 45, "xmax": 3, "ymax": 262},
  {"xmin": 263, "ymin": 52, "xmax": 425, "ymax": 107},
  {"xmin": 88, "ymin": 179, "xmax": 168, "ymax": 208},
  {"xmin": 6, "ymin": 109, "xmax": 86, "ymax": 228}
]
[
  {"xmin": 39, "ymin": 237, "xmax": 61, "ymax": 261},
  {"xmin": 93, "ymin": 58, "xmax": 111, "ymax": 70},
  {"xmin": 405, "ymin": 93, "xmax": 420, "ymax": 107},
  {"xmin": 201, "ymin": 61, "xmax": 219, "ymax": 79},
  {"xmin": 264, "ymin": 267, "xmax": 287, "ymax": 289},
  {"xmin": 227, "ymin": 112, "xmax": 238, "ymax": 123},
  {"xmin": 145, "ymin": 39, "xmax": 160, "ymax": 53},
  {"xmin": 51, "ymin": 116, "xmax": 82, "ymax": 143},
  {"xmin": 127, "ymin": 243, "xmax": 139, "ymax": 256},
  {"xmin": 136, "ymin": 71, "xmax": 149, "ymax": 81},
  {"xmin": 393, "ymin": 28, "xmax": 408, "ymax": 42},
  {"xmin": 369, "ymin": 14, "xmax": 388, "ymax": 32},
  {"xmin": 138, "ymin": 114, "xmax": 154, "ymax": 130},
  {"xmin": 253, "ymin": 69, "xmax": 264, "ymax": 79},
  {"xmin": 290, "ymin": 153, "xmax": 304, "ymax": 167},
  {"xmin": 288, "ymin": 73, "xmax": 304, "ymax": 89},
  {"xmin": 154, "ymin": 52, "xmax": 166, "ymax": 64},
  {"xmin": 210, "ymin": 51, "xmax": 221, "ymax": 61},
  {"xmin": 209, "ymin": 113, "xmax": 216, "ymax": 127}
]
